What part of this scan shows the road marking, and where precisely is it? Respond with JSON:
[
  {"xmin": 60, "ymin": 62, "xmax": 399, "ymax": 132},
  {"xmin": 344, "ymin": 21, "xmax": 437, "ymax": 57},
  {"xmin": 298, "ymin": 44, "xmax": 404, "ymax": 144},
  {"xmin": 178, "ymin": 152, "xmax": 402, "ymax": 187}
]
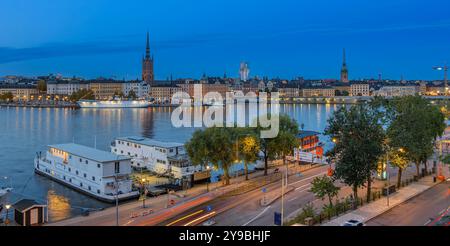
[
  {"xmin": 166, "ymin": 210, "xmax": 204, "ymax": 226},
  {"xmin": 295, "ymin": 183, "xmax": 311, "ymax": 191},
  {"xmin": 184, "ymin": 211, "xmax": 216, "ymax": 226},
  {"xmin": 290, "ymin": 172, "xmax": 327, "ymax": 186},
  {"xmin": 424, "ymin": 219, "xmax": 433, "ymax": 226},
  {"xmin": 242, "ymin": 206, "xmax": 272, "ymax": 226}
]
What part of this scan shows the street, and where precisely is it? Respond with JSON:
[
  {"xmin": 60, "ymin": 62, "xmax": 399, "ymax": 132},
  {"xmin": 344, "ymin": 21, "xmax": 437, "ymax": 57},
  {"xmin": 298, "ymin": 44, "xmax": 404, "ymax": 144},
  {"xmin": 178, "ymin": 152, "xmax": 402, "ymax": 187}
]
[{"xmin": 366, "ymin": 182, "xmax": 449, "ymax": 226}]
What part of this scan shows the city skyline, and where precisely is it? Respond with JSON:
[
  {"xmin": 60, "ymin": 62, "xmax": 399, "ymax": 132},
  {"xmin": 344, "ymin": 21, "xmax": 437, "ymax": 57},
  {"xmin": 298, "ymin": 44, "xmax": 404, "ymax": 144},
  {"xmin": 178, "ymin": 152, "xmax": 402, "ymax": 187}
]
[{"xmin": 1, "ymin": 0, "xmax": 450, "ymax": 80}]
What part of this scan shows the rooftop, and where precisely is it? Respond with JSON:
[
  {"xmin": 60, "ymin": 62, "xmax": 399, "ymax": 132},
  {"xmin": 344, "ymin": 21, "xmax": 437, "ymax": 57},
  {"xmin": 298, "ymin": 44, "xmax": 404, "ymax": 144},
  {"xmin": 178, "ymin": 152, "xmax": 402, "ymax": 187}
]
[
  {"xmin": 116, "ymin": 136, "xmax": 184, "ymax": 149},
  {"xmin": 49, "ymin": 143, "xmax": 130, "ymax": 162},
  {"xmin": 13, "ymin": 199, "xmax": 46, "ymax": 212},
  {"xmin": 297, "ymin": 130, "xmax": 321, "ymax": 139}
]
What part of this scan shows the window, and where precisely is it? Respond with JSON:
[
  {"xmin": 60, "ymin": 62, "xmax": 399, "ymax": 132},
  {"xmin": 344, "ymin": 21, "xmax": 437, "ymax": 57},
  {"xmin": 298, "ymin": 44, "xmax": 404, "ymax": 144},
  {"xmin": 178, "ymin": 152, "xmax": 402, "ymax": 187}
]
[
  {"xmin": 76, "ymin": 171, "xmax": 79, "ymax": 175},
  {"xmin": 92, "ymin": 176, "xmax": 96, "ymax": 181},
  {"xmin": 114, "ymin": 162, "xmax": 120, "ymax": 174},
  {"xmin": 97, "ymin": 189, "xmax": 101, "ymax": 194},
  {"xmin": 79, "ymin": 158, "xmax": 82, "ymax": 162},
  {"xmin": 83, "ymin": 173, "xmax": 87, "ymax": 178},
  {"xmin": 97, "ymin": 163, "xmax": 101, "ymax": 168},
  {"xmin": 68, "ymin": 168, "xmax": 71, "ymax": 172},
  {"xmin": 85, "ymin": 160, "xmax": 88, "ymax": 164},
  {"xmin": 80, "ymin": 183, "xmax": 83, "ymax": 187},
  {"xmin": 88, "ymin": 186, "xmax": 91, "ymax": 191},
  {"xmin": 121, "ymin": 150, "xmax": 123, "ymax": 154}
]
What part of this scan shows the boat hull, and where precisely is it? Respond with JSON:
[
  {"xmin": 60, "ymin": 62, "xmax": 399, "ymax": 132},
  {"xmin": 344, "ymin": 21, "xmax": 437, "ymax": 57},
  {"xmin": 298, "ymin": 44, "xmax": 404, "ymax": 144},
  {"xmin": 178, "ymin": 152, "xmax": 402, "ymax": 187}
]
[{"xmin": 77, "ymin": 100, "xmax": 151, "ymax": 108}]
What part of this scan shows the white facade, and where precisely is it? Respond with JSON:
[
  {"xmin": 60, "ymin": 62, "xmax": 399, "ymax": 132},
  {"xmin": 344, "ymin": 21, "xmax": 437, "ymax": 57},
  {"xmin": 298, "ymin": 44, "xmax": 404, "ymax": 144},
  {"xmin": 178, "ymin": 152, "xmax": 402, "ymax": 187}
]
[
  {"xmin": 46, "ymin": 81, "xmax": 89, "ymax": 95},
  {"xmin": 375, "ymin": 86, "xmax": 418, "ymax": 97},
  {"xmin": 34, "ymin": 143, "xmax": 137, "ymax": 202},
  {"xmin": 111, "ymin": 136, "xmax": 202, "ymax": 179},
  {"xmin": 350, "ymin": 84, "xmax": 370, "ymax": 96},
  {"xmin": 122, "ymin": 81, "xmax": 150, "ymax": 99},
  {"xmin": 239, "ymin": 62, "xmax": 250, "ymax": 82}
]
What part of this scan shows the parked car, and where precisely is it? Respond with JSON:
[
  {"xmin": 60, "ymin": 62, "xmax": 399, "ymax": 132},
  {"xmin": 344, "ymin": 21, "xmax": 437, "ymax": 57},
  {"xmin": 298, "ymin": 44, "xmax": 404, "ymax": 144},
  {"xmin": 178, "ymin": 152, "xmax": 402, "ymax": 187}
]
[
  {"xmin": 342, "ymin": 219, "xmax": 364, "ymax": 226},
  {"xmin": 203, "ymin": 219, "xmax": 216, "ymax": 226}
]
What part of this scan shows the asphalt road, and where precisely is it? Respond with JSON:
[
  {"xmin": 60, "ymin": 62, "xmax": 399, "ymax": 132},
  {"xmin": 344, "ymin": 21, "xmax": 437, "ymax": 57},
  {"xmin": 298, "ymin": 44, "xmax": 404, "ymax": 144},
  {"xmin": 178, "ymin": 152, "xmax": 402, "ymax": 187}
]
[{"xmin": 366, "ymin": 182, "xmax": 450, "ymax": 226}]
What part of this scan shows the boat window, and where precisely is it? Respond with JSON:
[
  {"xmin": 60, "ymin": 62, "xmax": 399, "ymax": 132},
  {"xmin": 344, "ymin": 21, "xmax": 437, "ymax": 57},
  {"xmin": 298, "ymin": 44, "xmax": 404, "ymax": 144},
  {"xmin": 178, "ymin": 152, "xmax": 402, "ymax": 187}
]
[
  {"xmin": 97, "ymin": 164, "xmax": 101, "ymax": 168},
  {"xmin": 114, "ymin": 162, "xmax": 120, "ymax": 174}
]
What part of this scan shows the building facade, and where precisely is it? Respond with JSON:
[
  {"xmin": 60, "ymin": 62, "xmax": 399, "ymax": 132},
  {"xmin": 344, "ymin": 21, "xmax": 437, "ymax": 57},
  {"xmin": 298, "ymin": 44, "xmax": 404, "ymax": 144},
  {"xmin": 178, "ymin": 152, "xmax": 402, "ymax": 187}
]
[
  {"xmin": 46, "ymin": 80, "xmax": 89, "ymax": 96},
  {"xmin": 302, "ymin": 88, "xmax": 336, "ymax": 97},
  {"xmin": 122, "ymin": 81, "xmax": 150, "ymax": 99},
  {"xmin": 0, "ymin": 85, "xmax": 39, "ymax": 101},
  {"xmin": 150, "ymin": 86, "xmax": 184, "ymax": 103},
  {"xmin": 89, "ymin": 81, "xmax": 124, "ymax": 100},
  {"xmin": 278, "ymin": 87, "xmax": 300, "ymax": 98},
  {"xmin": 350, "ymin": 83, "xmax": 370, "ymax": 96},
  {"xmin": 375, "ymin": 86, "xmax": 418, "ymax": 97}
]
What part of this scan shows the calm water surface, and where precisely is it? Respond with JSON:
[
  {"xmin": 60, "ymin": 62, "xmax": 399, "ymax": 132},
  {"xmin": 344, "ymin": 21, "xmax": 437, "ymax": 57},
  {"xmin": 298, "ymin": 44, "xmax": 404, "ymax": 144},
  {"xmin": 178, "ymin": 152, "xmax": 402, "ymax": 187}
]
[{"xmin": 0, "ymin": 104, "xmax": 342, "ymax": 221}]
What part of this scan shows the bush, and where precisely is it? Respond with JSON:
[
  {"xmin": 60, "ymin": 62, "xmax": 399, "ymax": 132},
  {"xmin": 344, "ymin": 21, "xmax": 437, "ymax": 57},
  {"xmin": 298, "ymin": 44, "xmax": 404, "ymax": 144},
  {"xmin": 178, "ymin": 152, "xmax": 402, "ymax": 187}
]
[{"xmin": 288, "ymin": 202, "xmax": 316, "ymax": 225}]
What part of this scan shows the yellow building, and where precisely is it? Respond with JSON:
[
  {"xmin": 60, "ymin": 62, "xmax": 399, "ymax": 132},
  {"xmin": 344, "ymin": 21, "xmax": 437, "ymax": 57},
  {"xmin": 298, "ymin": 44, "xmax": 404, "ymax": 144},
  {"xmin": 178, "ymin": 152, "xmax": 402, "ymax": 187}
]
[
  {"xmin": 89, "ymin": 81, "xmax": 124, "ymax": 100},
  {"xmin": 0, "ymin": 85, "xmax": 39, "ymax": 101},
  {"xmin": 302, "ymin": 88, "xmax": 336, "ymax": 97}
]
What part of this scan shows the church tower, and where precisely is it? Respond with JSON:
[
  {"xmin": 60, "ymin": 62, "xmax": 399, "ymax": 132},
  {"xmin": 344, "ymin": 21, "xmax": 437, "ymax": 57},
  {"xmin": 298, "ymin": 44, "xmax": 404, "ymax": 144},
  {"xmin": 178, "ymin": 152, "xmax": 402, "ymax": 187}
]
[
  {"xmin": 340, "ymin": 48, "xmax": 349, "ymax": 83},
  {"xmin": 142, "ymin": 32, "xmax": 154, "ymax": 84}
]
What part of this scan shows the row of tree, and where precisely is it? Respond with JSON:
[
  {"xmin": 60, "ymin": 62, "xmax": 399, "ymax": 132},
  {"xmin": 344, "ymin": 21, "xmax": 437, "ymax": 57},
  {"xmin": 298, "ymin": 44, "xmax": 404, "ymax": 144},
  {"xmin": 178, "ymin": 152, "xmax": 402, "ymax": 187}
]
[
  {"xmin": 185, "ymin": 115, "xmax": 300, "ymax": 185},
  {"xmin": 324, "ymin": 95, "xmax": 445, "ymax": 207},
  {"xmin": 0, "ymin": 92, "xmax": 14, "ymax": 101}
]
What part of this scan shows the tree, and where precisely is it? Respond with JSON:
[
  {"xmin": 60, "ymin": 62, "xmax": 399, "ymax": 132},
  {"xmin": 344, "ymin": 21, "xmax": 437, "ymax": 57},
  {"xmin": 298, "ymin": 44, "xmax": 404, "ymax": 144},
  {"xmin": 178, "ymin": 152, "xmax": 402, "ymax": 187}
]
[
  {"xmin": 0, "ymin": 92, "xmax": 14, "ymax": 101},
  {"xmin": 325, "ymin": 104, "xmax": 385, "ymax": 206},
  {"xmin": 128, "ymin": 90, "xmax": 137, "ymax": 99},
  {"xmin": 185, "ymin": 127, "xmax": 238, "ymax": 186},
  {"xmin": 37, "ymin": 80, "xmax": 47, "ymax": 93},
  {"xmin": 310, "ymin": 175, "xmax": 340, "ymax": 207},
  {"xmin": 386, "ymin": 96, "xmax": 445, "ymax": 177},
  {"xmin": 238, "ymin": 133, "xmax": 260, "ymax": 180},
  {"xmin": 256, "ymin": 114, "xmax": 299, "ymax": 176},
  {"xmin": 386, "ymin": 145, "xmax": 409, "ymax": 188}
]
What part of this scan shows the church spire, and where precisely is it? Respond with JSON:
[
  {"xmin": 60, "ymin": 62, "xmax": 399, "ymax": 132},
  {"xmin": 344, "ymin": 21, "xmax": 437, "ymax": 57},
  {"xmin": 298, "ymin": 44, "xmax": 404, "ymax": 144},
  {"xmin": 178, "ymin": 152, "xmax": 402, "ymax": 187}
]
[
  {"xmin": 145, "ymin": 31, "xmax": 150, "ymax": 59},
  {"xmin": 342, "ymin": 48, "xmax": 346, "ymax": 65}
]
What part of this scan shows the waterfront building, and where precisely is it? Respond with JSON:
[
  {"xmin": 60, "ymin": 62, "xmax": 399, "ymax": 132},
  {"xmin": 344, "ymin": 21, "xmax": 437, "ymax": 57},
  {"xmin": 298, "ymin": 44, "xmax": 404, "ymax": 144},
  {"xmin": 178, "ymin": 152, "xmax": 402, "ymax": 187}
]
[
  {"xmin": 46, "ymin": 80, "xmax": 89, "ymax": 96},
  {"xmin": 301, "ymin": 87, "xmax": 336, "ymax": 97},
  {"xmin": 13, "ymin": 199, "xmax": 47, "ymax": 226},
  {"xmin": 150, "ymin": 85, "xmax": 184, "ymax": 103},
  {"xmin": 34, "ymin": 143, "xmax": 138, "ymax": 202},
  {"xmin": 278, "ymin": 87, "xmax": 300, "ymax": 98},
  {"xmin": 111, "ymin": 137, "xmax": 203, "ymax": 180},
  {"xmin": 89, "ymin": 80, "xmax": 124, "ymax": 100},
  {"xmin": 122, "ymin": 81, "xmax": 150, "ymax": 99},
  {"xmin": 426, "ymin": 86, "xmax": 446, "ymax": 96},
  {"xmin": 0, "ymin": 84, "xmax": 39, "ymax": 101},
  {"xmin": 350, "ymin": 83, "xmax": 370, "ymax": 96},
  {"xmin": 374, "ymin": 85, "xmax": 419, "ymax": 97},
  {"xmin": 178, "ymin": 83, "xmax": 230, "ymax": 99},
  {"xmin": 142, "ymin": 32, "xmax": 155, "ymax": 85},
  {"xmin": 419, "ymin": 81, "xmax": 427, "ymax": 95},
  {"xmin": 340, "ymin": 48, "xmax": 349, "ymax": 83},
  {"xmin": 333, "ymin": 84, "xmax": 351, "ymax": 96}
]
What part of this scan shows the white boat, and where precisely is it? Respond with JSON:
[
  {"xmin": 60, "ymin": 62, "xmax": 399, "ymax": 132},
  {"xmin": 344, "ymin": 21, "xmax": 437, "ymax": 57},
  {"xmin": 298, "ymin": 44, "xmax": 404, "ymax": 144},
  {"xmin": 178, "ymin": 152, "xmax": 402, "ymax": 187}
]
[
  {"xmin": 77, "ymin": 99, "xmax": 151, "ymax": 108},
  {"xmin": 111, "ymin": 136, "xmax": 204, "ymax": 180},
  {"xmin": 34, "ymin": 143, "xmax": 139, "ymax": 203}
]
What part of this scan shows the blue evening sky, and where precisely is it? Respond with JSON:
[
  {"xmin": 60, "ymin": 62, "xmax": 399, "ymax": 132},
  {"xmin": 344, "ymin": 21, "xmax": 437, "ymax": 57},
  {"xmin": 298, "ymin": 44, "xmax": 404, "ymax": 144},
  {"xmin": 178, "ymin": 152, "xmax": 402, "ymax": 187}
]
[{"xmin": 1, "ymin": 0, "xmax": 449, "ymax": 80}]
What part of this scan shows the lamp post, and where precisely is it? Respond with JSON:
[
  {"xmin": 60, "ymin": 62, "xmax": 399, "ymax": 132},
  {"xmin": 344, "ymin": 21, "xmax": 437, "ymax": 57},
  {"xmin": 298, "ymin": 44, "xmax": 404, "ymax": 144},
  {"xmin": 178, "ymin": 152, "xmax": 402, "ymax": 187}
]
[
  {"xmin": 114, "ymin": 173, "xmax": 119, "ymax": 226},
  {"xmin": 4, "ymin": 204, "xmax": 11, "ymax": 226},
  {"xmin": 433, "ymin": 64, "xmax": 448, "ymax": 96},
  {"xmin": 206, "ymin": 165, "xmax": 211, "ymax": 192},
  {"xmin": 141, "ymin": 178, "xmax": 147, "ymax": 208}
]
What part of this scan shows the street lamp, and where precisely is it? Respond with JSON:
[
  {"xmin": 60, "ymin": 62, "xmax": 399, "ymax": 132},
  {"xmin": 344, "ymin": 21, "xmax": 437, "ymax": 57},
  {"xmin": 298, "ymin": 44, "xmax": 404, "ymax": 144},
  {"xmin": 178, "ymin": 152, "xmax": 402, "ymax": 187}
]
[
  {"xmin": 4, "ymin": 204, "xmax": 11, "ymax": 226},
  {"xmin": 433, "ymin": 64, "xmax": 448, "ymax": 96},
  {"xmin": 206, "ymin": 165, "xmax": 211, "ymax": 192},
  {"xmin": 141, "ymin": 178, "xmax": 147, "ymax": 208}
]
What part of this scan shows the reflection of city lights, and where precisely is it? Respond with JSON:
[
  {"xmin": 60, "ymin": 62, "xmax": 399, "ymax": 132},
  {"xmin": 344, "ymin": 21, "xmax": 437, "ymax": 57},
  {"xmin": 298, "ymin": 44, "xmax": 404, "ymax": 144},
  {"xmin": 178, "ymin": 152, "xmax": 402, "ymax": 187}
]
[{"xmin": 47, "ymin": 190, "xmax": 71, "ymax": 221}]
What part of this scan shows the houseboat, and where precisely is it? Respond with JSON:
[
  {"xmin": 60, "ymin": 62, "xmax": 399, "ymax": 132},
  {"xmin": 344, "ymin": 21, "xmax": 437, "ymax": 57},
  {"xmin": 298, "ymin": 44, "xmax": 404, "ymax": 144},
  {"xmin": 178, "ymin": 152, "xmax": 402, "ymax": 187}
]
[
  {"xmin": 34, "ymin": 143, "xmax": 139, "ymax": 203},
  {"xmin": 111, "ymin": 137, "xmax": 204, "ymax": 180}
]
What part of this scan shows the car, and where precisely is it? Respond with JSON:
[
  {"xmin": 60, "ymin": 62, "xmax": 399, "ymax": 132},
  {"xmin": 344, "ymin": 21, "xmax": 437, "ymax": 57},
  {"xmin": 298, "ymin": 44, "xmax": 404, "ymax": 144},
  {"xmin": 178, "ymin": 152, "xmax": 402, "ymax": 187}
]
[
  {"xmin": 202, "ymin": 219, "xmax": 216, "ymax": 226},
  {"xmin": 342, "ymin": 219, "xmax": 364, "ymax": 226}
]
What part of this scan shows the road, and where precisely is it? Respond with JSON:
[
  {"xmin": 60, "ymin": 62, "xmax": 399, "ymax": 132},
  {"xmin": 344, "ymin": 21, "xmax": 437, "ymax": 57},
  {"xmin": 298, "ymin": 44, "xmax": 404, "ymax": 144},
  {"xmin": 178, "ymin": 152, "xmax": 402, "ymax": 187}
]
[
  {"xmin": 160, "ymin": 164, "xmax": 332, "ymax": 226},
  {"xmin": 366, "ymin": 182, "xmax": 450, "ymax": 226}
]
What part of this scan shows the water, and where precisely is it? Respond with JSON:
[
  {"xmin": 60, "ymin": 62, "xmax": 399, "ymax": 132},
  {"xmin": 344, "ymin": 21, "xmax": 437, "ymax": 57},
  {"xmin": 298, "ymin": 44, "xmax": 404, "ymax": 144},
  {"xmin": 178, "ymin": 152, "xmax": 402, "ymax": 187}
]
[{"xmin": 0, "ymin": 104, "xmax": 342, "ymax": 222}]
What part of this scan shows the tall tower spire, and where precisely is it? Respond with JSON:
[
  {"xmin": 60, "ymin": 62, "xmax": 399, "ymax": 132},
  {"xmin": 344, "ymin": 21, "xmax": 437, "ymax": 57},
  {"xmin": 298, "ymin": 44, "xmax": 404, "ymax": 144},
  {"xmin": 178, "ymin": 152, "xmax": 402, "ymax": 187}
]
[
  {"xmin": 145, "ymin": 31, "xmax": 150, "ymax": 59},
  {"xmin": 340, "ymin": 48, "xmax": 349, "ymax": 83}
]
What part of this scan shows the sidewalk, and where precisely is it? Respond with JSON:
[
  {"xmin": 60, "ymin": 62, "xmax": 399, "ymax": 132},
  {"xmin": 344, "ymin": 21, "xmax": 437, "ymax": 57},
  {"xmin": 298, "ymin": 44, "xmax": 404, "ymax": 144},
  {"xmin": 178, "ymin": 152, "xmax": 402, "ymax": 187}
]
[{"xmin": 322, "ymin": 175, "xmax": 439, "ymax": 226}]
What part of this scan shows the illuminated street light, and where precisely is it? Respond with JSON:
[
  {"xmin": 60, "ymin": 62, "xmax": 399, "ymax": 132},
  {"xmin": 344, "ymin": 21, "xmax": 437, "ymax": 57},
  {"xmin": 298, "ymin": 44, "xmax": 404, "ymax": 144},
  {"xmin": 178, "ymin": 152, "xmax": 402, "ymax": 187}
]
[
  {"xmin": 4, "ymin": 204, "xmax": 11, "ymax": 226},
  {"xmin": 433, "ymin": 64, "xmax": 448, "ymax": 96}
]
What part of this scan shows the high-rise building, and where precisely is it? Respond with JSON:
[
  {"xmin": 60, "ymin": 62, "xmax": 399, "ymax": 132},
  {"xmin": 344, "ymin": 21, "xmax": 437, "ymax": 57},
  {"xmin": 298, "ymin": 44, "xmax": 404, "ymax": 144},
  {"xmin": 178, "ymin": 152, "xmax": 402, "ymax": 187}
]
[
  {"xmin": 340, "ymin": 49, "xmax": 349, "ymax": 83},
  {"xmin": 142, "ymin": 32, "xmax": 154, "ymax": 84},
  {"xmin": 239, "ymin": 62, "xmax": 250, "ymax": 82}
]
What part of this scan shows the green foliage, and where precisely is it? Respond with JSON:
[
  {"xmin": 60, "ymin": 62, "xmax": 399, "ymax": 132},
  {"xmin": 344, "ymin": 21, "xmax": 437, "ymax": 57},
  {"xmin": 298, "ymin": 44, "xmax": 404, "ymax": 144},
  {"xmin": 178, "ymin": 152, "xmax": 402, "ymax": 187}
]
[
  {"xmin": 386, "ymin": 96, "xmax": 446, "ymax": 176},
  {"xmin": 325, "ymin": 104, "xmax": 385, "ymax": 205},
  {"xmin": 69, "ymin": 89, "xmax": 95, "ymax": 101},
  {"xmin": 37, "ymin": 80, "xmax": 47, "ymax": 92},
  {"xmin": 0, "ymin": 92, "xmax": 14, "ymax": 101},
  {"xmin": 310, "ymin": 175, "xmax": 340, "ymax": 207},
  {"xmin": 127, "ymin": 90, "xmax": 138, "ymax": 99},
  {"xmin": 289, "ymin": 202, "xmax": 316, "ymax": 225},
  {"xmin": 185, "ymin": 127, "xmax": 240, "ymax": 185}
]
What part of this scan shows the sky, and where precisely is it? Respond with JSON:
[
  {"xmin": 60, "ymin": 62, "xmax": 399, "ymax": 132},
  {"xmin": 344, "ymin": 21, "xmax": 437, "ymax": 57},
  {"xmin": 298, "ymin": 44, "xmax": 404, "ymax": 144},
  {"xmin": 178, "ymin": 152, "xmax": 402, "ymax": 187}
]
[{"xmin": 1, "ymin": 0, "xmax": 450, "ymax": 80}]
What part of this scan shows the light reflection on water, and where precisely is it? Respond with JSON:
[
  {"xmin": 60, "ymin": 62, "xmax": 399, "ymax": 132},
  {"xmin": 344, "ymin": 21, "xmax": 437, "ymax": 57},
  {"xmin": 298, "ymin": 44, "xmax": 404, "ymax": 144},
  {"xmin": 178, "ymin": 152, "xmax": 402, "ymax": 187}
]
[{"xmin": 0, "ymin": 104, "xmax": 342, "ymax": 222}]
